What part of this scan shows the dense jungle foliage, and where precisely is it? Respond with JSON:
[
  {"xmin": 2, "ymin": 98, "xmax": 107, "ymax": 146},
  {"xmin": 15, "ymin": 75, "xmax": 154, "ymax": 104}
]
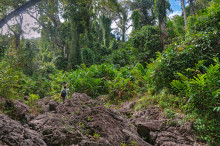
[{"xmin": 0, "ymin": 0, "xmax": 219, "ymax": 144}]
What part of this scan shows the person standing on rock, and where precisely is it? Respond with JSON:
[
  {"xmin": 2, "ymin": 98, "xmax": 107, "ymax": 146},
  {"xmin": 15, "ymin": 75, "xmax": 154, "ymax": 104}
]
[{"xmin": 61, "ymin": 86, "xmax": 69, "ymax": 103}]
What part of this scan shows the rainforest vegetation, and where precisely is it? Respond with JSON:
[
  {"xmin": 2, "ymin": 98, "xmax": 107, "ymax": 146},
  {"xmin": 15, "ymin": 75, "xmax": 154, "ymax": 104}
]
[{"xmin": 0, "ymin": 0, "xmax": 219, "ymax": 145}]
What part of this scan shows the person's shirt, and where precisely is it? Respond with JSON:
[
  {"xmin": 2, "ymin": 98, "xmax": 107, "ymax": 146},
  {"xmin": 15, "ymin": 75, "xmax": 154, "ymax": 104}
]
[
  {"xmin": 61, "ymin": 88, "xmax": 69, "ymax": 97},
  {"xmin": 65, "ymin": 89, "xmax": 69, "ymax": 97}
]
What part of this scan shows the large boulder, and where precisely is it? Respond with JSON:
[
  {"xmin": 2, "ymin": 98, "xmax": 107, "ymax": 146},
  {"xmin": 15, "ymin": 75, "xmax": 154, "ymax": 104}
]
[
  {"xmin": 0, "ymin": 114, "xmax": 46, "ymax": 146},
  {"xmin": 70, "ymin": 106, "xmax": 151, "ymax": 146},
  {"xmin": 3, "ymin": 99, "xmax": 33, "ymax": 123}
]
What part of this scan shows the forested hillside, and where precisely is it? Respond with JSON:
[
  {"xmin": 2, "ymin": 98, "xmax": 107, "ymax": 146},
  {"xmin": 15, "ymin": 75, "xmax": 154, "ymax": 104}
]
[{"xmin": 0, "ymin": 0, "xmax": 219, "ymax": 145}]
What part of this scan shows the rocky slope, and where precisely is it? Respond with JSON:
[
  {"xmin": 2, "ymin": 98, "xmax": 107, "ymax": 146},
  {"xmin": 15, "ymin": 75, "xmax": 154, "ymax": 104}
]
[
  {"xmin": 119, "ymin": 102, "xmax": 205, "ymax": 146},
  {"xmin": 0, "ymin": 93, "xmax": 206, "ymax": 146}
]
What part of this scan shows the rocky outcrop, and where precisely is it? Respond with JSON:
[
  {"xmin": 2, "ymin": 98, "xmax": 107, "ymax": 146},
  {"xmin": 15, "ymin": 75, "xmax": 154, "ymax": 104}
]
[
  {"xmin": 0, "ymin": 114, "xmax": 46, "ymax": 146},
  {"xmin": 0, "ymin": 93, "xmax": 207, "ymax": 146},
  {"xmin": 27, "ymin": 93, "xmax": 152, "ymax": 146},
  {"xmin": 1, "ymin": 99, "xmax": 33, "ymax": 123},
  {"xmin": 130, "ymin": 106, "xmax": 206, "ymax": 146}
]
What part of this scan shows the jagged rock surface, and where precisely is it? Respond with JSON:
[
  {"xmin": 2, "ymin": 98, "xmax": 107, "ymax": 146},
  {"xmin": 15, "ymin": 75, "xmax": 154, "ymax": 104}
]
[
  {"xmin": 0, "ymin": 114, "xmax": 46, "ymax": 146},
  {"xmin": 1, "ymin": 99, "xmax": 33, "ymax": 123},
  {"xmin": 0, "ymin": 93, "xmax": 207, "ymax": 146},
  {"xmin": 28, "ymin": 93, "xmax": 151, "ymax": 146},
  {"xmin": 126, "ymin": 105, "xmax": 206, "ymax": 146}
]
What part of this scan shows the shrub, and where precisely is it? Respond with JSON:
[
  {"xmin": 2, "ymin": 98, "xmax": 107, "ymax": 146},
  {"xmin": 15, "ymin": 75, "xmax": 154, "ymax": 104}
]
[
  {"xmin": 129, "ymin": 25, "xmax": 162, "ymax": 65},
  {"xmin": 108, "ymin": 76, "xmax": 136, "ymax": 101},
  {"xmin": 81, "ymin": 48, "xmax": 95, "ymax": 67},
  {"xmin": 109, "ymin": 39, "xmax": 119, "ymax": 50},
  {"xmin": 166, "ymin": 15, "xmax": 185, "ymax": 43},
  {"xmin": 171, "ymin": 58, "xmax": 220, "ymax": 144},
  {"xmin": 145, "ymin": 3, "xmax": 220, "ymax": 92},
  {"xmin": 0, "ymin": 44, "xmax": 6, "ymax": 61},
  {"xmin": 28, "ymin": 94, "xmax": 40, "ymax": 105},
  {"xmin": 48, "ymin": 64, "xmax": 114, "ymax": 98},
  {"xmin": 0, "ymin": 57, "xmax": 30, "ymax": 98},
  {"xmin": 54, "ymin": 55, "xmax": 68, "ymax": 70},
  {"xmin": 145, "ymin": 41, "xmax": 217, "ymax": 93},
  {"xmin": 134, "ymin": 89, "xmax": 180, "ymax": 111},
  {"xmin": 48, "ymin": 63, "xmax": 146, "ymax": 100},
  {"xmin": 145, "ymin": 3, "xmax": 220, "ymax": 93},
  {"xmin": 16, "ymin": 42, "xmax": 38, "ymax": 76},
  {"xmin": 39, "ymin": 62, "xmax": 57, "ymax": 75},
  {"xmin": 187, "ymin": 0, "xmax": 220, "ymax": 36},
  {"xmin": 106, "ymin": 49, "xmax": 130, "ymax": 67}
]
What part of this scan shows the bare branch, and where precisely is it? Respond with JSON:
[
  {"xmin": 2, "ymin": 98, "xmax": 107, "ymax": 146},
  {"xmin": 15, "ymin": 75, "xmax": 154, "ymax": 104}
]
[
  {"xmin": 0, "ymin": 0, "xmax": 42, "ymax": 28},
  {"xmin": 6, "ymin": 23, "xmax": 16, "ymax": 35}
]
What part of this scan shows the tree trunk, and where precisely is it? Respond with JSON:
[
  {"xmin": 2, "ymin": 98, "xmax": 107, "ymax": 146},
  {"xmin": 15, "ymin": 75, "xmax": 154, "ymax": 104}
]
[
  {"xmin": 63, "ymin": 44, "xmax": 67, "ymax": 58},
  {"xmin": 15, "ymin": 34, "xmax": 20, "ymax": 50},
  {"xmin": 101, "ymin": 15, "xmax": 111, "ymax": 48},
  {"xmin": 121, "ymin": 12, "xmax": 127, "ymax": 42},
  {"xmin": 158, "ymin": 0, "xmax": 166, "ymax": 31},
  {"xmin": 122, "ymin": 25, "xmax": 125, "ymax": 42},
  {"xmin": 189, "ymin": 0, "xmax": 195, "ymax": 15},
  {"xmin": 67, "ymin": 23, "xmax": 81, "ymax": 70},
  {"xmin": 158, "ymin": 0, "xmax": 167, "ymax": 49},
  {"xmin": 0, "ymin": 0, "xmax": 42, "ymax": 28},
  {"xmin": 181, "ymin": 0, "xmax": 187, "ymax": 28},
  {"xmin": 7, "ymin": 15, "xmax": 23, "ymax": 50},
  {"xmin": 104, "ymin": 28, "xmax": 110, "ymax": 48}
]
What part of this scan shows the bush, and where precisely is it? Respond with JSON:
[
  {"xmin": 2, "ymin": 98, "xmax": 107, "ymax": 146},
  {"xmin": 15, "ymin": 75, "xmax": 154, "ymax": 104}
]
[
  {"xmin": 39, "ymin": 62, "xmax": 57, "ymax": 75},
  {"xmin": 48, "ymin": 64, "xmax": 115, "ymax": 98},
  {"xmin": 54, "ymin": 55, "xmax": 68, "ymax": 70},
  {"xmin": 81, "ymin": 48, "xmax": 95, "ymax": 67},
  {"xmin": 166, "ymin": 15, "xmax": 185, "ymax": 43},
  {"xmin": 16, "ymin": 42, "xmax": 38, "ymax": 76},
  {"xmin": 145, "ymin": 42, "xmax": 217, "ymax": 93},
  {"xmin": 94, "ymin": 45, "xmax": 110, "ymax": 64},
  {"xmin": 0, "ymin": 56, "xmax": 34, "ymax": 99},
  {"xmin": 134, "ymin": 89, "xmax": 180, "ymax": 111},
  {"xmin": 0, "ymin": 44, "xmax": 6, "ymax": 61},
  {"xmin": 171, "ymin": 58, "xmax": 220, "ymax": 144},
  {"xmin": 108, "ymin": 76, "xmax": 136, "ymax": 102},
  {"xmin": 28, "ymin": 94, "xmax": 40, "ymax": 105},
  {"xmin": 145, "ymin": 2, "xmax": 220, "ymax": 93},
  {"xmin": 187, "ymin": 0, "xmax": 220, "ymax": 36},
  {"xmin": 106, "ymin": 49, "xmax": 130, "ymax": 67},
  {"xmin": 107, "ymin": 63, "xmax": 146, "ymax": 101},
  {"xmin": 48, "ymin": 63, "xmax": 146, "ymax": 100},
  {"xmin": 109, "ymin": 39, "xmax": 119, "ymax": 50},
  {"xmin": 129, "ymin": 25, "xmax": 162, "ymax": 65}
]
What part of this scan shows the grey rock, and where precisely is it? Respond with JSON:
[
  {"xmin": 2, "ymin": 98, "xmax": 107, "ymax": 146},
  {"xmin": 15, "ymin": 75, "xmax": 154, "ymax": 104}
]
[{"xmin": 0, "ymin": 114, "xmax": 46, "ymax": 146}]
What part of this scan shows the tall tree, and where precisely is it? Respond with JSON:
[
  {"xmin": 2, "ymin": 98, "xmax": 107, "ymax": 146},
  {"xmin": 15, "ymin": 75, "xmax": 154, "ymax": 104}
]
[
  {"xmin": 131, "ymin": 10, "xmax": 141, "ymax": 31},
  {"xmin": 100, "ymin": 14, "xmax": 111, "ymax": 48},
  {"xmin": 6, "ymin": 15, "xmax": 24, "ymax": 50},
  {"xmin": 131, "ymin": 0, "xmax": 156, "ymax": 26},
  {"xmin": 181, "ymin": 0, "xmax": 187, "ymax": 27},
  {"xmin": 112, "ymin": 0, "xmax": 131, "ymax": 42},
  {"xmin": 155, "ymin": 0, "xmax": 167, "ymax": 31},
  {"xmin": 188, "ymin": 0, "xmax": 195, "ymax": 15},
  {"xmin": 61, "ymin": 0, "xmax": 93, "ymax": 69},
  {"xmin": 155, "ymin": 0, "xmax": 172, "ymax": 48}
]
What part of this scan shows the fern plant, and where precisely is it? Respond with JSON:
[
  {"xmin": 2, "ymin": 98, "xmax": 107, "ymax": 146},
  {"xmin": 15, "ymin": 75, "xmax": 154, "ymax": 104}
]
[{"xmin": 171, "ymin": 58, "xmax": 220, "ymax": 143}]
